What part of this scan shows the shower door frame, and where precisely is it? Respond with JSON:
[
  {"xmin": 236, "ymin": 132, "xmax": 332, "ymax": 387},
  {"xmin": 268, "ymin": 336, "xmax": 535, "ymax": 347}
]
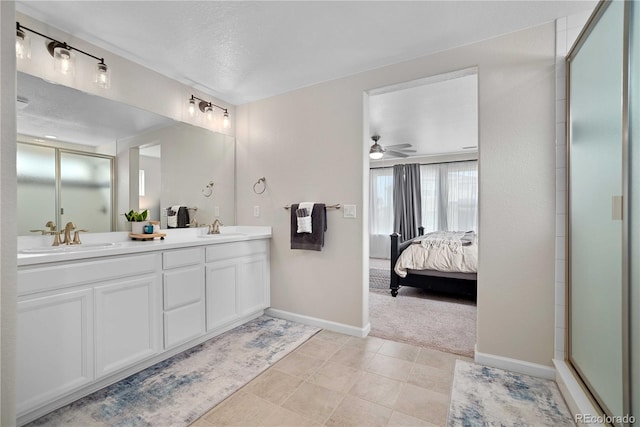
[{"xmin": 566, "ymin": 0, "xmax": 631, "ymax": 423}]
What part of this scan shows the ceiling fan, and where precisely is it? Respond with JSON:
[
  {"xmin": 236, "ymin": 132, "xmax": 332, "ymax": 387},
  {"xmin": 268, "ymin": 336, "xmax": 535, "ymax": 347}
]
[{"xmin": 369, "ymin": 135, "xmax": 416, "ymax": 159}]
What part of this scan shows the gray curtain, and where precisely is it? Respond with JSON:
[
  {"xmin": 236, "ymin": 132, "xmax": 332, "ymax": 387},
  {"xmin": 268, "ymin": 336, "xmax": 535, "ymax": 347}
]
[{"xmin": 393, "ymin": 163, "xmax": 422, "ymax": 241}]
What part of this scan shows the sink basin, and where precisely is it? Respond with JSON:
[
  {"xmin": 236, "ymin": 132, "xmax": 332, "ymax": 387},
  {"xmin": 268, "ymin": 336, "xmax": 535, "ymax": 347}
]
[
  {"xmin": 197, "ymin": 233, "xmax": 246, "ymax": 239},
  {"xmin": 20, "ymin": 242, "xmax": 120, "ymax": 254}
]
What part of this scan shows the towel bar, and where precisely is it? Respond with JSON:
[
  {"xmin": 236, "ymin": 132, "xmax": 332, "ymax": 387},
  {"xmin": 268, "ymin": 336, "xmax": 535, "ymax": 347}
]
[{"xmin": 283, "ymin": 204, "xmax": 341, "ymax": 210}]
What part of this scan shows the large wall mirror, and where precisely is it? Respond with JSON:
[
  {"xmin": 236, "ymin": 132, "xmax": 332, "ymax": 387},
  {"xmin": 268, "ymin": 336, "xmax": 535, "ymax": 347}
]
[{"xmin": 17, "ymin": 71, "xmax": 235, "ymax": 236}]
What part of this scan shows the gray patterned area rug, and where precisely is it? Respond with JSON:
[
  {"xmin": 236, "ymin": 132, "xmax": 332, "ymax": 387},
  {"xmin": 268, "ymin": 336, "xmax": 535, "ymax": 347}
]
[
  {"xmin": 447, "ymin": 360, "xmax": 575, "ymax": 426},
  {"xmin": 28, "ymin": 316, "xmax": 320, "ymax": 427}
]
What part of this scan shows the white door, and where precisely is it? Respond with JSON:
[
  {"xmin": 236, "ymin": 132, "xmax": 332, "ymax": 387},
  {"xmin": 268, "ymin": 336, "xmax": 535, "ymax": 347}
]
[
  {"xmin": 94, "ymin": 274, "xmax": 161, "ymax": 378},
  {"xmin": 17, "ymin": 288, "xmax": 94, "ymax": 415}
]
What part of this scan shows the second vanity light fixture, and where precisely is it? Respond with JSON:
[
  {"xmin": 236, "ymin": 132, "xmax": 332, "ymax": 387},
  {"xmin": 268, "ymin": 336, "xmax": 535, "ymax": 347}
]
[
  {"xmin": 188, "ymin": 95, "xmax": 230, "ymax": 128},
  {"xmin": 16, "ymin": 22, "xmax": 110, "ymax": 89}
]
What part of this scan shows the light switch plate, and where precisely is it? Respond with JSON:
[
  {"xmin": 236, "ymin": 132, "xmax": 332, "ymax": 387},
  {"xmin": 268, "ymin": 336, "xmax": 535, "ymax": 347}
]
[
  {"xmin": 214, "ymin": 206, "xmax": 220, "ymax": 217},
  {"xmin": 253, "ymin": 206, "xmax": 260, "ymax": 217},
  {"xmin": 343, "ymin": 204, "xmax": 356, "ymax": 218}
]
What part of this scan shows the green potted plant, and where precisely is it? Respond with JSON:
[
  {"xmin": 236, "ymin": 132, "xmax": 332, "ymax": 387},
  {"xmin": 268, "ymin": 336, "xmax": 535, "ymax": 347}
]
[{"xmin": 124, "ymin": 209, "xmax": 149, "ymax": 234}]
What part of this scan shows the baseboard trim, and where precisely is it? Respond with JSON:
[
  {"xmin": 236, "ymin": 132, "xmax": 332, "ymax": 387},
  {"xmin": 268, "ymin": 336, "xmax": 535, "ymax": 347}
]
[
  {"xmin": 553, "ymin": 359, "xmax": 605, "ymax": 425},
  {"xmin": 474, "ymin": 347, "xmax": 555, "ymax": 380},
  {"xmin": 265, "ymin": 308, "xmax": 370, "ymax": 337}
]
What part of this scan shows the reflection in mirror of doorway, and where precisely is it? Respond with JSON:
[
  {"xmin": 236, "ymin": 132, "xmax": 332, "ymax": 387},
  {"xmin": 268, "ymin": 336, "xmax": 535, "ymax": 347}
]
[{"xmin": 139, "ymin": 144, "xmax": 161, "ymax": 223}]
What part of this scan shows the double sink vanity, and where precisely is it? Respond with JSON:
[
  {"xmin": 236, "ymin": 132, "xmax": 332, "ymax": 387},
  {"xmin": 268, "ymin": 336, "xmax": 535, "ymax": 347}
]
[{"xmin": 16, "ymin": 226, "xmax": 271, "ymax": 425}]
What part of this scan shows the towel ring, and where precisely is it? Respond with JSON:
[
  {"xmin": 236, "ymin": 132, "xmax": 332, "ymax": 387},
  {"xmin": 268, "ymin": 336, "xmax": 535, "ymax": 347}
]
[
  {"xmin": 202, "ymin": 181, "xmax": 214, "ymax": 197},
  {"xmin": 253, "ymin": 177, "xmax": 266, "ymax": 194}
]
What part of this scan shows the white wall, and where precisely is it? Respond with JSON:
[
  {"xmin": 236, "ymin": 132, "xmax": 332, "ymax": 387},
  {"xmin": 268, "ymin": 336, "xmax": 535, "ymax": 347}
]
[
  {"xmin": 1, "ymin": 2, "xmax": 17, "ymax": 424},
  {"xmin": 139, "ymin": 155, "xmax": 161, "ymax": 221},
  {"xmin": 237, "ymin": 23, "xmax": 557, "ymax": 366}
]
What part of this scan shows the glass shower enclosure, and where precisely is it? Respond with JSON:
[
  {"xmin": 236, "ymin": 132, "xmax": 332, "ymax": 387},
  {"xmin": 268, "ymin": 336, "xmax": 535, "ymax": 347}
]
[{"xmin": 567, "ymin": 0, "xmax": 637, "ymax": 424}]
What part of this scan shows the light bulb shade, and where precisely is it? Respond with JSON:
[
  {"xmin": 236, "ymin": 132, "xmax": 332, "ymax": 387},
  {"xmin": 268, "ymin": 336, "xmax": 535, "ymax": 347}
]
[
  {"xmin": 223, "ymin": 112, "xmax": 230, "ymax": 129},
  {"xmin": 205, "ymin": 105, "xmax": 214, "ymax": 121},
  {"xmin": 52, "ymin": 44, "xmax": 75, "ymax": 76},
  {"xmin": 94, "ymin": 62, "xmax": 110, "ymax": 89},
  {"xmin": 369, "ymin": 143, "xmax": 384, "ymax": 159},
  {"xmin": 16, "ymin": 28, "xmax": 31, "ymax": 60},
  {"xmin": 188, "ymin": 98, "xmax": 196, "ymax": 116}
]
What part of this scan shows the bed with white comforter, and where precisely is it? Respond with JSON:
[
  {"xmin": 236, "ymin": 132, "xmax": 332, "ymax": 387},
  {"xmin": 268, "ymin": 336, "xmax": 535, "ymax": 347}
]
[{"xmin": 393, "ymin": 231, "xmax": 478, "ymax": 278}]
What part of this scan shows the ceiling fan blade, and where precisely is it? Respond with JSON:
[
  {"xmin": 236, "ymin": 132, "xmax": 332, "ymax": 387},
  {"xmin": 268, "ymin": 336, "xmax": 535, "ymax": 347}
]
[
  {"xmin": 385, "ymin": 143, "xmax": 412, "ymax": 149},
  {"xmin": 386, "ymin": 150, "xmax": 409, "ymax": 158},
  {"xmin": 399, "ymin": 149, "xmax": 417, "ymax": 153}
]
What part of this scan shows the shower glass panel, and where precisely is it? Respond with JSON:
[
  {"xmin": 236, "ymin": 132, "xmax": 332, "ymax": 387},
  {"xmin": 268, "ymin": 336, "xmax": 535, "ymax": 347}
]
[
  {"xmin": 569, "ymin": 0, "xmax": 624, "ymax": 419},
  {"xmin": 59, "ymin": 151, "xmax": 113, "ymax": 233},
  {"xmin": 16, "ymin": 143, "xmax": 56, "ymax": 235}
]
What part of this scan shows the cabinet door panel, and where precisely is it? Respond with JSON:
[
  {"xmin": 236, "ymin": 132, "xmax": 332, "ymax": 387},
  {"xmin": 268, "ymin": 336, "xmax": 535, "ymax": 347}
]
[
  {"xmin": 238, "ymin": 255, "xmax": 268, "ymax": 316},
  {"xmin": 94, "ymin": 274, "xmax": 161, "ymax": 377},
  {"xmin": 205, "ymin": 261, "xmax": 238, "ymax": 330},
  {"xmin": 163, "ymin": 266, "xmax": 204, "ymax": 310},
  {"xmin": 164, "ymin": 301, "xmax": 205, "ymax": 348},
  {"xmin": 17, "ymin": 289, "xmax": 93, "ymax": 415}
]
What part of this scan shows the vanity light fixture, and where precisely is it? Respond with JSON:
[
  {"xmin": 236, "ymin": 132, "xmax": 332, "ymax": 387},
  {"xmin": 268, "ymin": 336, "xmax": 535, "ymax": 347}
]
[
  {"xmin": 188, "ymin": 95, "xmax": 231, "ymax": 128},
  {"xmin": 16, "ymin": 23, "xmax": 30, "ymax": 60},
  {"xmin": 16, "ymin": 22, "xmax": 110, "ymax": 89}
]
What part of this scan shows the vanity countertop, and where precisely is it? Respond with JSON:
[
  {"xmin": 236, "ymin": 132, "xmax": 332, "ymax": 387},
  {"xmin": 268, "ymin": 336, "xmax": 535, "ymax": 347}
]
[{"xmin": 18, "ymin": 226, "xmax": 271, "ymax": 267}]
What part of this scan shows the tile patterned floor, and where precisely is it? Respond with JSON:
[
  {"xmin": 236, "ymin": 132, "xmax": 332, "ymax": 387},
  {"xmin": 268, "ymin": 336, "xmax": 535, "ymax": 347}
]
[{"xmin": 191, "ymin": 330, "xmax": 472, "ymax": 427}]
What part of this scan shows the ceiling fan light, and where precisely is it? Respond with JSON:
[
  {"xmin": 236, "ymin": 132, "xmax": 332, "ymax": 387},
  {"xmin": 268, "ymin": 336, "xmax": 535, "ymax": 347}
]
[{"xmin": 369, "ymin": 143, "xmax": 384, "ymax": 160}]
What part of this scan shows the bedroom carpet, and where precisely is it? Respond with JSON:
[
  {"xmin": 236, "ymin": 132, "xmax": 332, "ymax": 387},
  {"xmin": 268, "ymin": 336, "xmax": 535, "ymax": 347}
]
[
  {"xmin": 447, "ymin": 360, "xmax": 574, "ymax": 426},
  {"xmin": 369, "ymin": 288, "xmax": 476, "ymax": 357},
  {"xmin": 27, "ymin": 316, "xmax": 320, "ymax": 427}
]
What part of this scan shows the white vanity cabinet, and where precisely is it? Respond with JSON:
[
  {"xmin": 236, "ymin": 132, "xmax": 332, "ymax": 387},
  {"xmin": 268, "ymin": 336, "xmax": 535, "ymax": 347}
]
[
  {"xmin": 94, "ymin": 274, "xmax": 162, "ymax": 378},
  {"xmin": 205, "ymin": 240, "xmax": 270, "ymax": 331},
  {"xmin": 17, "ymin": 253, "xmax": 162, "ymax": 418},
  {"xmin": 16, "ymin": 232, "xmax": 271, "ymax": 425},
  {"xmin": 162, "ymin": 248, "xmax": 206, "ymax": 349},
  {"xmin": 17, "ymin": 288, "xmax": 94, "ymax": 416}
]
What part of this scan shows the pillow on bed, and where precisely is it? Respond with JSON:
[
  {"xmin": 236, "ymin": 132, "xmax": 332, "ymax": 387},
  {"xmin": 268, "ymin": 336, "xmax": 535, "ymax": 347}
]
[{"xmin": 412, "ymin": 230, "xmax": 476, "ymax": 245}]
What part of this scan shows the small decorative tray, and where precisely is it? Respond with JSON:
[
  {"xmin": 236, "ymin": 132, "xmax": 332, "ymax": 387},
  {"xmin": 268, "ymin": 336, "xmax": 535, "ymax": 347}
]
[{"xmin": 129, "ymin": 232, "xmax": 166, "ymax": 241}]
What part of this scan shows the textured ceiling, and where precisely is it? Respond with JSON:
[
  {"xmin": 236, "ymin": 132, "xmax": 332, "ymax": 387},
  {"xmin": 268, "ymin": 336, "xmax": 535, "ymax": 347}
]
[
  {"xmin": 369, "ymin": 69, "xmax": 478, "ymax": 157},
  {"xmin": 16, "ymin": 1, "xmax": 596, "ymax": 105}
]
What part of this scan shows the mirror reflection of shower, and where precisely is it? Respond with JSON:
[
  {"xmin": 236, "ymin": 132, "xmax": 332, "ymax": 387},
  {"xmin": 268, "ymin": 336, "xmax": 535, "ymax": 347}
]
[{"xmin": 139, "ymin": 144, "xmax": 161, "ymax": 223}]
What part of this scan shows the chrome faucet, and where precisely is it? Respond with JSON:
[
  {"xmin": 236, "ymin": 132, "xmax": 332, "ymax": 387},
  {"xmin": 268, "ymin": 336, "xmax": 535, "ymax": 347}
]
[{"xmin": 208, "ymin": 219, "xmax": 223, "ymax": 234}]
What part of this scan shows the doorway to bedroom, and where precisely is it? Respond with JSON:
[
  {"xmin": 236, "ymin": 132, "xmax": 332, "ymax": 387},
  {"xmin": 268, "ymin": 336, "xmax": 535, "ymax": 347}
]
[{"xmin": 365, "ymin": 68, "xmax": 479, "ymax": 359}]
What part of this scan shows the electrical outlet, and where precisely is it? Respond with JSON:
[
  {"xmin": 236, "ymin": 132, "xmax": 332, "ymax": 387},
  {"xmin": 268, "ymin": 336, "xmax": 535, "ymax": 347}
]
[
  {"xmin": 214, "ymin": 206, "xmax": 220, "ymax": 217},
  {"xmin": 343, "ymin": 204, "xmax": 356, "ymax": 218},
  {"xmin": 253, "ymin": 206, "xmax": 260, "ymax": 217}
]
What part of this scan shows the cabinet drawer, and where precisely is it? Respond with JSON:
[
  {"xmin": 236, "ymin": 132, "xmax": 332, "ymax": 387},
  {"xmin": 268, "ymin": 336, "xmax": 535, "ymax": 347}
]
[
  {"xmin": 163, "ymin": 266, "xmax": 204, "ymax": 310},
  {"xmin": 163, "ymin": 247, "xmax": 203, "ymax": 270},
  {"xmin": 18, "ymin": 253, "xmax": 160, "ymax": 295},
  {"xmin": 205, "ymin": 240, "xmax": 268, "ymax": 262},
  {"xmin": 164, "ymin": 301, "xmax": 205, "ymax": 349}
]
